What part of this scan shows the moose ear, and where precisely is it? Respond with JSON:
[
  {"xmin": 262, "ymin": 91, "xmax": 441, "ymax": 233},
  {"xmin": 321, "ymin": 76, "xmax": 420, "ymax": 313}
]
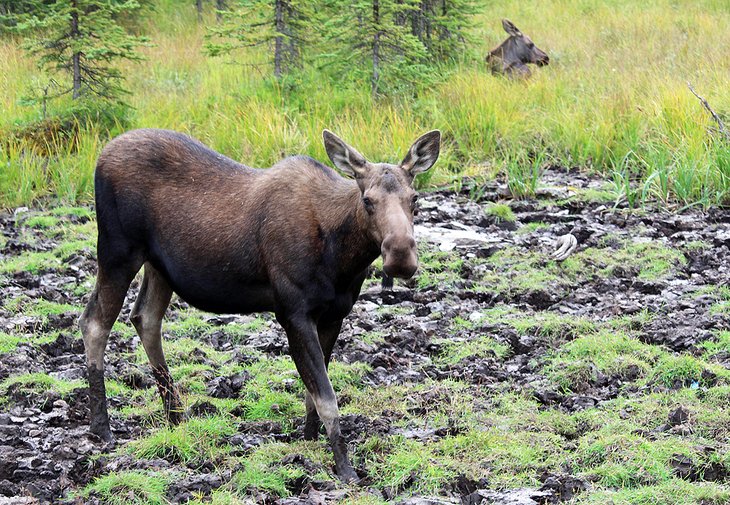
[
  {"xmin": 401, "ymin": 130, "xmax": 441, "ymax": 177},
  {"xmin": 323, "ymin": 130, "xmax": 368, "ymax": 178},
  {"xmin": 502, "ymin": 19, "xmax": 522, "ymax": 37}
]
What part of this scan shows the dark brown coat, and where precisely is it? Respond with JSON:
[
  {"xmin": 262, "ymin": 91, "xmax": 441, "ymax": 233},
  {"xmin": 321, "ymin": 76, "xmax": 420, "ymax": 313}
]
[{"xmin": 79, "ymin": 128, "xmax": 441, "ymax": 481}]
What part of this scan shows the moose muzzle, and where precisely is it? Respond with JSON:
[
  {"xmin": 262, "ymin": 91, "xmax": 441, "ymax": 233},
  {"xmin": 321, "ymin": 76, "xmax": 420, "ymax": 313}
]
[{"xmin": 381, "ymin": 234, "xmax": 418, "ymax": 279}]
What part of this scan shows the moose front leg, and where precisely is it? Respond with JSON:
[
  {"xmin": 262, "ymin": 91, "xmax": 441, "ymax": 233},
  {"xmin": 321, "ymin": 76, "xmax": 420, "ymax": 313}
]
[
  {"xmin": 278, "ymin": 313, "xmax": 357, "ymax": 482},
  {"xmin": 304, "ymin": 319, "xmax": 343, "ymax": 441}
]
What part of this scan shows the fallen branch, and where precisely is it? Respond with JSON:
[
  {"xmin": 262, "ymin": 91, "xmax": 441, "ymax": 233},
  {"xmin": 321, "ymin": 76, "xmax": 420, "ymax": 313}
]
[{"xmin": 687, "ymin": 82, "xmax": 730, "ymax": 142}]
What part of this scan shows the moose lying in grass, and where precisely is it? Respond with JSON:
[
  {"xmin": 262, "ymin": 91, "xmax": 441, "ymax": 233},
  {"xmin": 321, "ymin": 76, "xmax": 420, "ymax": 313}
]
[
  {"xmin": 487, "ymin": 19, "xmax": 549, "ymax": 78},
  {"xmin": 79, "ymin": 128, "xmax": 440, "ymax": 481}
]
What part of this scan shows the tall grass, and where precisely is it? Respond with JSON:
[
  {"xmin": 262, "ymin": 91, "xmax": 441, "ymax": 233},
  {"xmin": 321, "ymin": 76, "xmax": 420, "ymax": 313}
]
[{"xmin": 1, "ymin": 0, "xmax": 729, "ymax": 207}]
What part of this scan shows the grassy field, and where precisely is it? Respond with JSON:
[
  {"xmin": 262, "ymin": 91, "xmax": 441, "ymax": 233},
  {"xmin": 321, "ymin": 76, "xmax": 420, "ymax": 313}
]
[{"xmin": 1, "ymin": 0, "xmax": 730, "ymax": 208}]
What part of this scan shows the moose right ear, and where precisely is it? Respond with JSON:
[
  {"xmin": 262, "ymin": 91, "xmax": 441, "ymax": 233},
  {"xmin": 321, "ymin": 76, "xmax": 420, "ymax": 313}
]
[
  {"xmin": 323, "ymin": 130, "xmax": 368, "ymax": 179},
  {"xmin": 502, "ymin": 19, "xmax": 522, "ymax": 37}
]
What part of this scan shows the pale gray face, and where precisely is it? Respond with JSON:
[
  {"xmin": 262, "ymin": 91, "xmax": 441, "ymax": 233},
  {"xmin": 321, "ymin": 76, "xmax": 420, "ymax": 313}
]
[{"xmin": 323, "ymin": 130, "xmax": 441, "ymax": 278}]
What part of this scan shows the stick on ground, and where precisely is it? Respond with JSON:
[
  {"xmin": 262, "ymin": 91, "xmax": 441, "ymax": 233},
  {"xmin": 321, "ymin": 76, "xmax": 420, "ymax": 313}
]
[{"xmin": 687, "ymin": 82, "xmax": 730, "ymax": 142}]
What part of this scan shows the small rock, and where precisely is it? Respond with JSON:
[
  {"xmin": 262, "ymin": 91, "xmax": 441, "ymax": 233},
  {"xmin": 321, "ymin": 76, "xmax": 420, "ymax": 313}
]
[{"xmin": 668, "ymin": 406, "xmax": 690, "ymax": 426}]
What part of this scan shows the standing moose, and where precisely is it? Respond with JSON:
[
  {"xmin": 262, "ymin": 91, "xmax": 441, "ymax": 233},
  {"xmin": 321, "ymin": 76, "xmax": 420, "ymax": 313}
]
[
  {"xmin": 487, "ymin": 19, "xmax": 549, "ymax": 78},
  {"xmin": 79, "ymin": 128, "xmax": 441, "ymax": 481}
]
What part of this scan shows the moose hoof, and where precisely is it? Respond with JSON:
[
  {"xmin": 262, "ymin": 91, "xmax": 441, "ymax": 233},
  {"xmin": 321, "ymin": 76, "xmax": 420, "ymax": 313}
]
[
  {"xmin": 337, "ymin": 466, "xmax": 360, "ymax": 484},
  {"xmin": 90, "ymin": 425, "xmax": 114, "ymax": 444}
]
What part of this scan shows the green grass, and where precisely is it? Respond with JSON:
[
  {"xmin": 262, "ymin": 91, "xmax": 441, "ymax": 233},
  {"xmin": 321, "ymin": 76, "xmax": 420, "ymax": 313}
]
[
  {"xmin": 22, "ymin": 215, "xmax": 60, "ymax": 229},
  {"xmin": 415, "ymin": 248, "xmax": 465, "ymax": 290},
  {"xmin": 0, "ymin": 372, "xmax": 85, "ymax": 398},
  {"xmin": 562, "ymin": 237, "xmax": 686, "ymax": 281},
  {"xmin": 2, "ymin": 0, "xmax": 730, "ymax": 207},
  {"xmin": 544, "ymin": 330, "xmax": 663, "ymax": 392},
  {"xmin": 516, "ymin": 221, "xmax": 550, "ymax": 235},
  {"xmin": 0, "ymin": 332, "xmax": 24, "ymax": 354},
  {"xmin": 129, "ymin": 415, "xmax": 237, "ymax": 464},
  {"xmin": 575, "ymin": 480, "xmax": 730, "ymax": 505},
  {"xmin": 0, "ymin": 211, "xmax": 96, "ymax": 274},
  {"xmin": 435, "ymin": 334, "xmax": 511, "ymax": 366},
  {"xmin": 479, "ymin": 248, "xmax": 567, "ymax": 296},
  {"xmin": 484, "ymin": 202, "xmax": 516, "ymax": 223},
  {"xmin": 648, "ymin": 353, "xmax": 729, "ymax": 389},
  {"xmin": 700, "ymin": 331, "xmax": 730, "ymax": 360},
  {"xmin": 365, "ymin": 436, "xmax": 459, "ymax": 494},
  {"xmin": 81, "ymin": 470, "xmax": 172, "ymax": 505},
  {"xmin": 232, "ymin": 446, "xmax": 307, "ymax": 497}
]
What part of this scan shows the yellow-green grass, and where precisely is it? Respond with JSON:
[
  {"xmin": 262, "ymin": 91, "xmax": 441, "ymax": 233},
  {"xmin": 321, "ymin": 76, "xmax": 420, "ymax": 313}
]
[{"xmin": 2, "ymin": 0, "xmax": 730, "ymax": 207}]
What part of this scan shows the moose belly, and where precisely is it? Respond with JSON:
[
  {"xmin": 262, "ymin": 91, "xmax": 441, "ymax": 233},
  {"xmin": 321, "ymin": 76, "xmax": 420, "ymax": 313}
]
[{"xmin": 148, "ymin": 251, "xmax": 276, "ymax": 315}]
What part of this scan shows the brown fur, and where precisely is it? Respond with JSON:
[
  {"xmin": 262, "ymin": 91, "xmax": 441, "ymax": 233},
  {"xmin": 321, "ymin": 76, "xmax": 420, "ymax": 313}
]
[
  {"xmin": 80, "ymin": 128, "xmax": 441, "ymax": 481},
  {"xmin": 487, "ymin": 19, "xmax": 549, "ymax": 78}
]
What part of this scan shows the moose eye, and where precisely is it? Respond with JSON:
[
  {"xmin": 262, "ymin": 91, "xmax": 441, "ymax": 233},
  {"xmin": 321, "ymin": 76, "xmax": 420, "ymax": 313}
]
[
  {"xmin": 411, "ymin": 195, "xmax": 419, "ymax": 214},
  {"xmin": 362, "ymin": 197, "xmax": 374, "ymax": 214}
]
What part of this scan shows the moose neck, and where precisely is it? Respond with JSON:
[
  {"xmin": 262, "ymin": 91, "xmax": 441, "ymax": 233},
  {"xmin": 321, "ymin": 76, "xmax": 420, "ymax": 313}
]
[{"xmin": 320, "ymin": 181, "xmax": 381, "ymax": 282}]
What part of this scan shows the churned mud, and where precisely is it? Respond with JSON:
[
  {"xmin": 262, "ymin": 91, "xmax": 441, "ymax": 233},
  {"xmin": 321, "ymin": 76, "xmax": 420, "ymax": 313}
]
[{"xmin": 0, "ymin": 169, "xmax": 729, "ymax": 504}]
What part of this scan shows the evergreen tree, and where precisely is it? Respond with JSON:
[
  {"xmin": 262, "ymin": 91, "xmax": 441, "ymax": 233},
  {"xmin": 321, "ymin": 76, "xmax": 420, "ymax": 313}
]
[
  {"xmin": 0, "ymin": 0, "xmax": 45, "ymax": 31},
  {"xmin": 17, "ymin": 0, "xmax": 148, "ymax": 103},
  {"xmin": 410, "ymin": 0, "xmax": 478, "ymax": 61},
  {"xmin": 205, "ymin": 0, "xmax": 313, "ymax": 79},
  {"xmin": 321, "ymin": 0, "xmax": 429, "ymax": 96}
]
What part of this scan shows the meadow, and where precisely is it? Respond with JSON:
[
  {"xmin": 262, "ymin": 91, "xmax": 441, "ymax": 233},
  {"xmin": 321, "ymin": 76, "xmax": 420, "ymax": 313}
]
[
  {"xmin": 1, "ymin": 0, "xmax": 729, "ymax": 208},
  {"xmin": 1, "ymin": 1, "xmax": 730, "ymax": 504}
]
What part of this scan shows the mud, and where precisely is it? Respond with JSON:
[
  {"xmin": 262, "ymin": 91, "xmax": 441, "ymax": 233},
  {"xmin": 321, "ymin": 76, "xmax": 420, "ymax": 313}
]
[{"xmin": 0, "ymin": 169, "xmax": 729, "ymax": 503}]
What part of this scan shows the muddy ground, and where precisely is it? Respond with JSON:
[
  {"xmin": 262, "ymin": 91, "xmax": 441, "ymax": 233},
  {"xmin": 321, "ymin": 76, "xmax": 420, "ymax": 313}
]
[{"xmin": 0, "ymin": 169, "xmax": 729, "ymax": 504}]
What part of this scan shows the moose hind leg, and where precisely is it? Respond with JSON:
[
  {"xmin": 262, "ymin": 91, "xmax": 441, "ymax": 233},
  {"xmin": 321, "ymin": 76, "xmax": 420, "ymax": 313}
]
[
  {"xmin": 281, "ymin": 313, "xmax": 357, "ymax": 482},
  {"xmin": 80, "ymin": 264, "xmax": 139, "ymax": 442},
  {"xmin": 130, "ymin": 263, "xmax": 183, "ymax": 425}
]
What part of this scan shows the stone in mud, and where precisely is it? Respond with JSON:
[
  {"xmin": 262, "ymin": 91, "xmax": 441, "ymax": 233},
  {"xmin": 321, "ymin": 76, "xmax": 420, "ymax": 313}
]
[
  {"xmin": 166, "ymin": 473, "xmax": 223, "ymax": 503},
  {"xmin": 534, "ymin": 389, "xmax": 564, "ymax": 406},
  {"xmin": 668, "ymin": 406, "xmax": 690, "ymax": 426},
  {"xmin": 561, "ymin": 395, "xmax": 598, "ymax": 411},
  {"xmin": 189, "ymin": 400, "xmax": 219, "ymax": 417},
  {"xmin": 449, "ymin": 474, "xmax": 488, "ymax": 496},
  {"xmin": 205, "ymin": 372, "xmax": 250, "ymax": 398},
  {"xmin": 40, "ymin": 333, "xmax": 84, "ymax": 357},
  {"xmin": 671, "ymin": 454, "xmax": 694, "ymax": 480},
  {"xmin": 462, "ymin": 488, "xmax": 552, "ymax": 505},
  {"xmin": 539, "ymin": 472, "xmax": 589, "ymax": 501}
]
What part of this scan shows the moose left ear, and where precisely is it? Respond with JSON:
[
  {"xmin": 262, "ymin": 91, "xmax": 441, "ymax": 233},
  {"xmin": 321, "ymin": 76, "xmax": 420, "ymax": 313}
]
[
  {"xmin": 502, "ymin": 19, "xmax": 522, "ymax": 37},
  {"xmin": 401, "ymin": 130, "xmax": 441, "ymax": 177}
]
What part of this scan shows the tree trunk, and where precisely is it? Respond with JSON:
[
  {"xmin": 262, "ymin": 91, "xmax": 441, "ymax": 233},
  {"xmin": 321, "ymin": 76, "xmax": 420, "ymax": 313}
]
[
  {"xmin": 274, "ymin": 0, "xmax": 284, "ymax": 78},
  {"xmin": 371, "ymin": 0, "xmax": 380, "ymax": 96},
  {"xmin": 196, "ymin": 0, "xmax": 203, "ymax": 22},
  {"xmin": 215, "ymin": 0, "xmax": 226, "ymax": 21},
  {"xmin": 70, "ymin": 0, "xmax": 81, "ymax": 99}
]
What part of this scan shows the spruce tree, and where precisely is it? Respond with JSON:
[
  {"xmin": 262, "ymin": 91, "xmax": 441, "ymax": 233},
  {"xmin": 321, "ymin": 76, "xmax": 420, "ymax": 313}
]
[
  {"xmin": 0, "ymin": 0, "xmax": 45, "ymax": 31},
  {"xmin": 17, "ymin": 0, "xmax": 147, "ymax": 103},
  {"xmin": 410, "ymin": 0, "xmax": 478, "ymax": 61},
  {"xmin": 204, "ymin": 0, "xmax": 312, "ymax": 79},
  {"xmin": 321, "ymin": 0, "xmax": 428, "ymax": 96}
]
